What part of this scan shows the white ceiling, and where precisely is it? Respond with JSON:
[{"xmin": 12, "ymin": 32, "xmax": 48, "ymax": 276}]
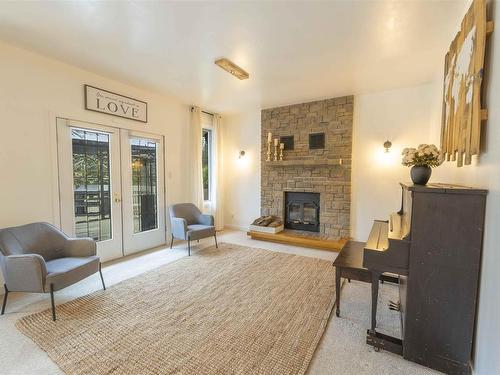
[{"xmin": 0, "ymin": 1, "xmax": 469, "ymax": 113}]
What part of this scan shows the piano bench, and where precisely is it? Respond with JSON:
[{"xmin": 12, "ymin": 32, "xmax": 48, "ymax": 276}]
[{"xmin": 332, "ymin": 240, "xmax": 398, "ymax": 317}]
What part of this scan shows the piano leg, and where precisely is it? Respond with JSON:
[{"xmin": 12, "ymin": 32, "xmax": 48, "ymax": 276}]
[
  {"xmin": 370, "ymin": 271, "xmax": 381, "ymax": 351},
  {"xmin": 335, "ymin": 266, "xmax": 341, "ymax": 317}
]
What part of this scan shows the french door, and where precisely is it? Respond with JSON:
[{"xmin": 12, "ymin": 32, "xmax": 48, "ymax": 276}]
[
  {"xmin": 120, "ymin": 130, "xmax": 165, "ymax": 255},
  {"xmin": 57, "ymin": 119, "xmax": 165, "ymax": 262}
]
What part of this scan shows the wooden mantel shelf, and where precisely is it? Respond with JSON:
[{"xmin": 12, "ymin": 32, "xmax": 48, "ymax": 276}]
[
  {"xmin": 265, "ymin": 159, "xmax": 343, "ymax": 167},
  {"xmin": 247, "ymin": 230, "xmax": 348, "ymax": 252}
]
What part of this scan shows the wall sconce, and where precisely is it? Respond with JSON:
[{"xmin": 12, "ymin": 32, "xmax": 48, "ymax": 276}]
[
  {"xmin": 132, "ymin": 159, "xmax": 143, "ymax": 170},
  {"xmin": 383, "ymin": 140, "xmax": 392, "ymax": 153},
  {"xmin": 238, "ymin": 150, "xmax": 246, "ymax": 159}
]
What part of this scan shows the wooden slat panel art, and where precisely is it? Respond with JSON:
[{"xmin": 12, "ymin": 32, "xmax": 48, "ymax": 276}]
[{"xmin": 441, "ymin": 0, "xmax": 487, "ymax": 167}]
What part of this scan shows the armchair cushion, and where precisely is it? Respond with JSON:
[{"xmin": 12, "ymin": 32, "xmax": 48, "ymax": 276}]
[
  {"xmin": 187, "ymin": 225, "xmax": 216, "ymax": 241},
  {"xmin": 45, "ymin": 256, "xmax": 100, "ymax": 291}
]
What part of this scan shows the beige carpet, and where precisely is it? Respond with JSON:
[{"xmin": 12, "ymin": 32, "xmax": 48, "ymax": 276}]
[{"xmin": 16, "ymin": 243, "xmax": 336, "ymax": 375}]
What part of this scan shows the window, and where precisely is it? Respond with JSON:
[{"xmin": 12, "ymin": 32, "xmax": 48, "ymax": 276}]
[{"xmin": 202, "ymin": 128, "xmax": 212, "ymax": 201}]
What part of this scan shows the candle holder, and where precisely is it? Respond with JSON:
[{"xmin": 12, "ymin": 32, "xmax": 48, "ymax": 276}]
[
  {"xmin": 266, "ymin": 140, "xmax": 271, "ymax": 162},
  {"xmin": 274, "ymin": 144, "xmax": 278, "ymax": 161},
  {"xmin": 266, "ymin": 132, "xmax": 272, "ymax": 162},
  {"xmin": 279, "ymin": 143, "xmax": 284, "ymax": 161}
]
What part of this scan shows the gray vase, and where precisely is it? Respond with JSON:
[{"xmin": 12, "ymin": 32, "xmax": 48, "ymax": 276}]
[{"xmin": 410, "ymin": 166, "xmax": 432, "ymax": 185}]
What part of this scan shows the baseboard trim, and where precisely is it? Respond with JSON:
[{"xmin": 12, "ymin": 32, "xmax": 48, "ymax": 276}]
[{"xmin": 224, "ymin": 224, "xmax": 248, "ymax": 232}]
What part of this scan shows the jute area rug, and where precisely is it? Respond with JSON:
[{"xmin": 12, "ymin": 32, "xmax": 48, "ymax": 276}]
[{"xmin": 16, "ymin": 243, "xmax": 336, "ymax": 375}]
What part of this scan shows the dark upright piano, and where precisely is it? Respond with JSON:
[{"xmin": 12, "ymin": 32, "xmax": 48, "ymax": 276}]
[{"xmin": 363, "ymin": 183, "xmax": 487, "ymax": 375}]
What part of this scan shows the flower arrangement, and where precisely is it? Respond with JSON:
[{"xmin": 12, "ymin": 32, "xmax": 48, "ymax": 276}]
[{"xmin": 401, "ymin": 144, "xmax": 444, "ymax": 168}]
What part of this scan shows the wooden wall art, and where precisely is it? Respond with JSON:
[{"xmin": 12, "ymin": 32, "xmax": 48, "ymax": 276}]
[{"xmin": 440, "ymin": 0, "xmax": 493, "ymax": 167}]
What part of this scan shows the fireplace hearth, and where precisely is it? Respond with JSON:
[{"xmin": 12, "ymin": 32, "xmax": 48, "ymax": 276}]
[{"xmin": 284, "ymin": 192, "xmax": 320, "ymax": 232}]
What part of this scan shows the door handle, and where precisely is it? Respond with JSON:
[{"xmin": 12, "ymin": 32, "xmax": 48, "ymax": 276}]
[{"xmin": 114, "ymin": 193, "xmax": 122, "ymax": 203}]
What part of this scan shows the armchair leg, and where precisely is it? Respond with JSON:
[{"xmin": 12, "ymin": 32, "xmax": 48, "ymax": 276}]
[
  {"xmin": 50, "ymin": 284, "xmax": 56, "ymax": 322},
  {"xmin": 214, "ymin": 232, "xmax": 218, "ymax": 249},
  {"xmin": 1, "ymin": 284, "xmax": 8, "ymax": 315},
  {"xmin": 170, "ymin": 234, "xmax": 174, "ymax": 249},
  {"xmin": 188, "ymin": 239, "xmax": 191, "ymax": 256},
  {"xmin": 99, "ymin": 263, "xmax": 106, "ymax": 291}
]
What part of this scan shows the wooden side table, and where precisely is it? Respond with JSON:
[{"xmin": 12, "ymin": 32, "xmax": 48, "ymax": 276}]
[{"xmin": 332, "ymin": 240, "xmax": 398, "ymax": 317}]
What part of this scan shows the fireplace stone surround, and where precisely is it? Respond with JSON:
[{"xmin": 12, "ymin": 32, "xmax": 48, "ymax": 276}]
[{"xmin": 260, "ymin": 96, "xmax": 353, "ymax": 239}]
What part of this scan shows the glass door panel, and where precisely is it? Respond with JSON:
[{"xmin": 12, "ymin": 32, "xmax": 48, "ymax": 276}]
[
  {"xmin": 288, "ymin": 203, "xmax": 302, "ymax": 223},
  {"xmin": 71, "ymin": 129, "xmax": 112, "ymax": 241},
  {"xmin": 57, "ymin": 119, "xmax": 123, "ymax": 262},
  {"xmin": 303, "ymin": 203, "xmax": 318, "ymax": 224},
  {"xmin": 131, "ymin": 139, "xmax": 158, "ymax": 233},
  {"xmin": 121, "ymin": 131, "xmax": 165, "ymax": 255}
]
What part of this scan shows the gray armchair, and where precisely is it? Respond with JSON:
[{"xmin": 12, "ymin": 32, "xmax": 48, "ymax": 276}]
[
  {"xmin": 0, "ymin": 222, "xmax": 105, "ymax": 321},
  {"xmin": 169, "ymin": 203, "xmax": 218, "ymax": 256}
]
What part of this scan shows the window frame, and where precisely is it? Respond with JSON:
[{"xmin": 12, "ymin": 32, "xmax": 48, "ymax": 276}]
[{"xmin": 201, "ymin": 112, "xmax": 214, "ymax": 203}]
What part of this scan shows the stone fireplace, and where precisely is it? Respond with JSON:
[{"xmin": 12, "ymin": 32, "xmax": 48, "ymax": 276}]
[{"xmin": 260, "ymin": 96, "xmax": 353, "ymax": 239}]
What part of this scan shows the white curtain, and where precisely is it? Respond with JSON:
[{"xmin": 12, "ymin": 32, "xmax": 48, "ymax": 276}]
[
  {"xmin": 190, "ymin": 106, "xmax": 204, "ymax": 210},
  {"xmin": 211, "ymin": 114, "xmax": 224, "ymax": 230}
]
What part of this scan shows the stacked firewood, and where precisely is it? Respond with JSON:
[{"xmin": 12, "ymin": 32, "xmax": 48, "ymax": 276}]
[{"xmin": 251, "ymin": 216, "xmax": 283, "ymax": 228}]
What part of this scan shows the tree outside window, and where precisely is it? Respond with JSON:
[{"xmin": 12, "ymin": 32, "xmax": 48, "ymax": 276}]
[{"xmin": 202, "ymin": 129, "xmax": 212, "ymax": 201}]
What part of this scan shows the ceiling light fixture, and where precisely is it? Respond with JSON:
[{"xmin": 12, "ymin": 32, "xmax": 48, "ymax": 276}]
[{"xmin": 215, "ymin": 58, "xmax": 249, "ymax": 80}]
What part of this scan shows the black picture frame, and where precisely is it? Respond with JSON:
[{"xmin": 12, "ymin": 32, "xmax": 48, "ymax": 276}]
[
  {"xmin": 280, "ymin": 136, "xmax": 294, "ymax": 150},
  {"xmin": 309, "ymin": 133, "xmax": 325, "ymax": 149}
]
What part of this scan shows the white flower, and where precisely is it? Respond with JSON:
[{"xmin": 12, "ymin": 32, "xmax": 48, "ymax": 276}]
[{"xmin": 402, "ymin": 144, "xmax": 443, "ymax": 168}]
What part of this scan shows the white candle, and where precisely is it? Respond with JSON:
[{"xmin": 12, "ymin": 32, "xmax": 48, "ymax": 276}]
[
  {"xmin": 268, "ymin": 132, "xmax": 272, "ymax": 143},
  {"xmin": 274, "ymin": 138, "xmax": 278, "ymax": 146},
  {"xmin": 280, "ymin": 143, "xmax": 284, "ymax": 150}
]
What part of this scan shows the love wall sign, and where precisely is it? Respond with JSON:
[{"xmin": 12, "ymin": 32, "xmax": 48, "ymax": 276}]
[{"xmin": 84, "ymin": 85, "xmax": 148, "ymax": 123}]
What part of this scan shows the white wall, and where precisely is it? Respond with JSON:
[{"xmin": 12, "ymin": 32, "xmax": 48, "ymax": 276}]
[
  {"xmin": 222, "ymin": 111, "xmax": 261, "ymax": 230},
  {"xmin": 0, "ymin": 41, "xmax": 190, "ymax": 232},
  {"xmin": 351, "ymin": 82, "xmax": 442, "ymax": 240}
]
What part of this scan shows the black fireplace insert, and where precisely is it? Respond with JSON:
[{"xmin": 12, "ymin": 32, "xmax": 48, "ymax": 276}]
[{"xmin": 284, "ymin": 192, "xmax": 320, "ymax": 232}]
